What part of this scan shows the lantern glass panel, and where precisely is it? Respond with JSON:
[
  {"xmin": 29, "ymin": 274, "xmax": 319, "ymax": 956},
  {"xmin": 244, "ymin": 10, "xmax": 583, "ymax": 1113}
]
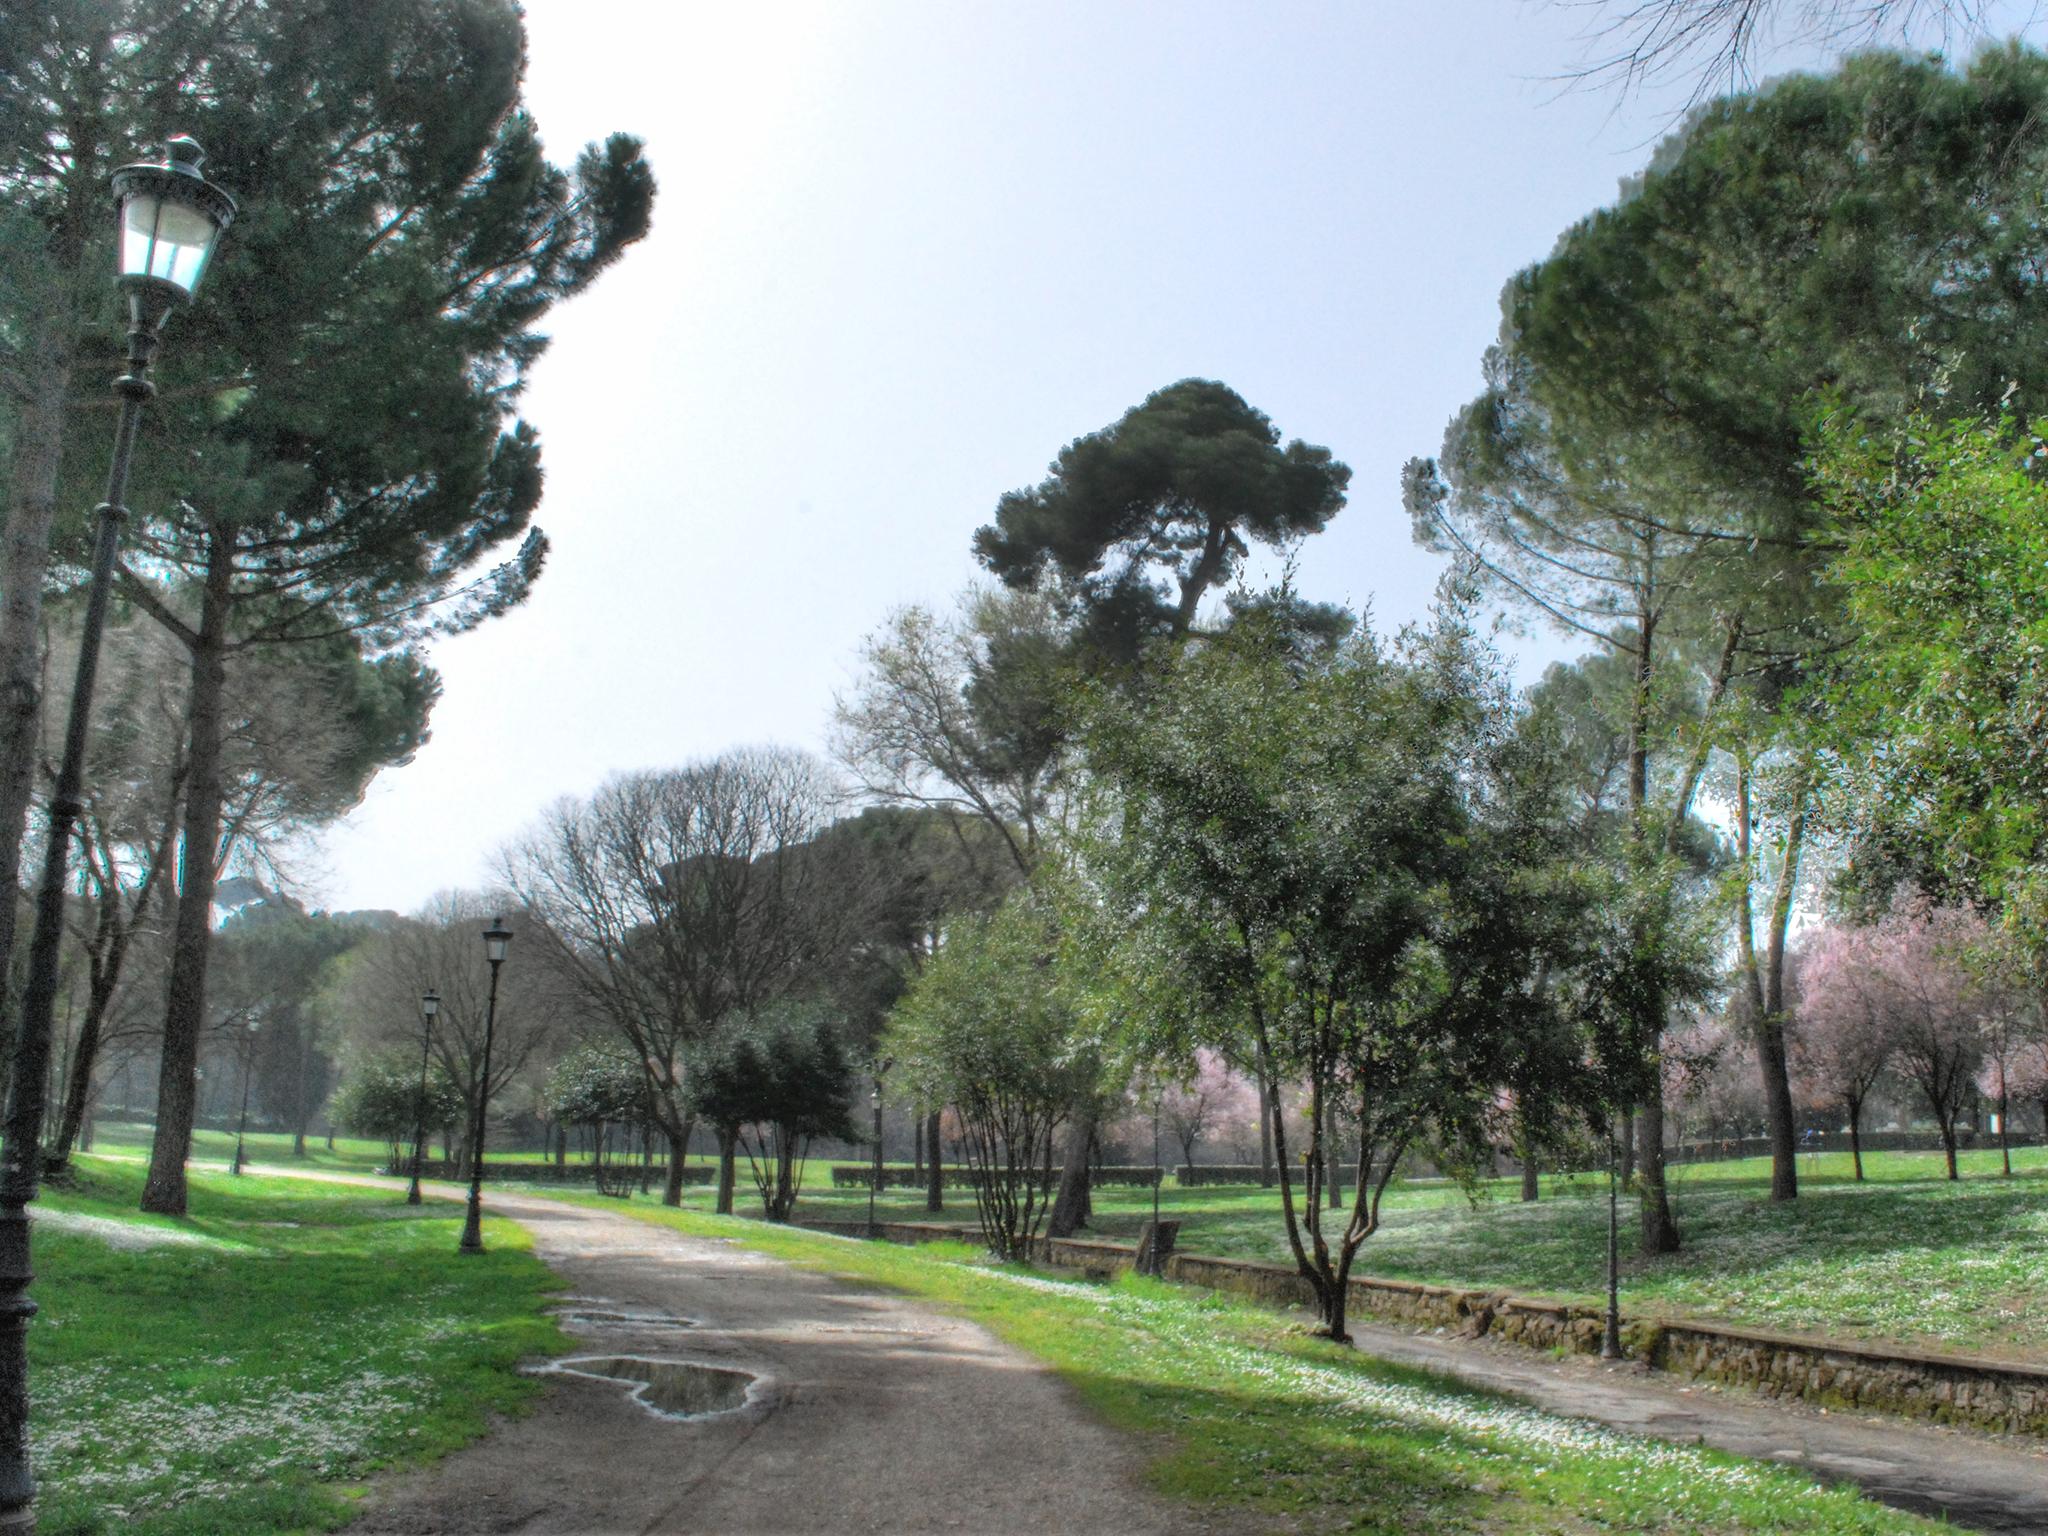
[{"xmin": 120, "ymin": 192, "xmax": 219, "ymax": 295}]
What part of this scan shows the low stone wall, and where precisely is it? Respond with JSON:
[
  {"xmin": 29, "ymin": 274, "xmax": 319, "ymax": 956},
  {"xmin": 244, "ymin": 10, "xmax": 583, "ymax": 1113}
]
[{"xmin": 798, "ymin": 1217, "xmax": 2048, "ymax": 1439}]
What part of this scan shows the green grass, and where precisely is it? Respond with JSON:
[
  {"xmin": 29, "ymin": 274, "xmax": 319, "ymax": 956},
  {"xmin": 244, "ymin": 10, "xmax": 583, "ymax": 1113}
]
[
  {"xmin": 702, "ymin": 1147, "xmax": 2048, "ymax": 1361},
  {"xmin": 578, "ymin": 1196, "xmax": 1937, "ymax": 1535},
  {"xmin": 30, "ymin": 1156, "xmax": 563, "ymax": 1536},
  {"xmin": 81, "ymin": 1119, "xmax": 604, "ymax": 1175},
  {"xmin": 82, "ymin": 1119, "xmax": 404, "ymax": 1174}
]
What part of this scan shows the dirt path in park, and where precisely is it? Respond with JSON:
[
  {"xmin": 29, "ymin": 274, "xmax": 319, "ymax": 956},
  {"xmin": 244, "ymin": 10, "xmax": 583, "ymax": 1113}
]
[
  {"xmin": 250, "ymin": 1167, "xmax": 2048, "ymax": 1533},
  {"xmin": 325, "ymin": 1184, "xmax": 1217, "ymax": 1536}
]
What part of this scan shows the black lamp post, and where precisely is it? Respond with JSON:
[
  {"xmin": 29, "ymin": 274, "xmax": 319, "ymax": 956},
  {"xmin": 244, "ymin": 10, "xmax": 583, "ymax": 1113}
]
[
  {"xmin": 408, "ymin": 990, "xmax": 439, "ymax": 1206},
  {"xmin": 868, "ymin": 1057, "xmax": 894, "ymax": 1238},
  {"xmin": 0, "ymin": 135, "xmax": 233, "ymax": 1531},
  {"xmin": 458, "ymin": 919, "xmax": 512, "ymax": 1254},
  {"xmin": 229, "ymin": 1019, "xmax": 260, "ymax": 1177}
]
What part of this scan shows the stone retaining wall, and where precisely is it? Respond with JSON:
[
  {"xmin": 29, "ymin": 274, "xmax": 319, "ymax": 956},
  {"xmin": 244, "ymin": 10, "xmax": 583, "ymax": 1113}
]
[{"xmin": 796, "ymin": 1217, "xmax": 2048, "ymax": 1439}]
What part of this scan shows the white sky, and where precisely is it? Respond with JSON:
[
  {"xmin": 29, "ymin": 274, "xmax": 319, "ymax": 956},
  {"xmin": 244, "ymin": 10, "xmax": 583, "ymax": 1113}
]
[{"xmin": 305, "ymin": 0, "xmax": 1992, "ymax": 916}]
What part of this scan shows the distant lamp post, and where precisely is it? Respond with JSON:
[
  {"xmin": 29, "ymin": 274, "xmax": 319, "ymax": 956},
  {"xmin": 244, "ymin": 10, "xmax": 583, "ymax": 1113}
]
[
  {"xmin": 868, "ymin": 1057, "xmax": 894, "ymax": 1238},
  {"xmin": 458, "ymin": 919, "xmax": 512, "ymax": 1253},
  {"xmin": 0, "ymin": 134, "xmax": 234, "ymax": 1532},
  {"xmin": 1602, "ymin": 1116, "xmax": 1623, "ymax": 1360},
  {"xmin": 229, "ymin": 1019, "xmax": 261, "ymax": 1177},
  {"xmin": 409, "ymin": 990, "xmax": 440, "ymax": 1206}
]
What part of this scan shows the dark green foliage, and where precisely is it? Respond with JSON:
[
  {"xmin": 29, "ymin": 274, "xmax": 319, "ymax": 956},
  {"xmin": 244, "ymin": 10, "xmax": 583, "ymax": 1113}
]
[
  {"xmin": 1815, "ymin": 406, "xmax": 2048, "ymax": 939},
  {"xmin": 1079, "ymin": 588, "xmax": 1629, "ymax": 1335},
  {"xmin": 687, "ymin": 1006, "xmax": 858, "ymax": 1220},
  {"xmin": 887, "ymin": 890, "xmax": 1092, "ymax": 1259},
  {"xmin": 974, "ymin": 379, "xmax": 1350, "ymax": 658},
  {"xmin": 327, "ymin": 1059, "xmax": 462, "ymax": 1148},
  {"xmin": 543, "ymin": 1045, "xmax": 653, "ymax": 1130}
]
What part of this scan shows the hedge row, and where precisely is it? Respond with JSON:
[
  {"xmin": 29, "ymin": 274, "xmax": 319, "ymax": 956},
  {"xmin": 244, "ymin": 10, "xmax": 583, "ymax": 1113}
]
[
  {"xmin": 1175, "ymin": 1164, "xmax": 1358, "ymax": 1187},
  {"xmin": 407, "ymin": 1160, "xmax": 717, "ymax": 1185},
  {"xmin": 825, "ymin": 1163, "xmax": 1165, "ymax": 1189}
]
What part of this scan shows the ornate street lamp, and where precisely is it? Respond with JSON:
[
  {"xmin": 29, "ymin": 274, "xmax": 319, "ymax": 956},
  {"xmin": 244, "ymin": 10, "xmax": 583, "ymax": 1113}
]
[
  {"xmin": 0, "ymin": 135, "xmax": 234, "ymax": 1531},
  {"xmin": 230, "ymin": 1019, "xmax": 261, "ymax": 1177},
  {"xmin": 458, "ymin": 919, "xmax": 513, "ymax": 1254},
  {"xmin": 409, "ymin": 991, "xmax": 440, "ymax": 1206}
]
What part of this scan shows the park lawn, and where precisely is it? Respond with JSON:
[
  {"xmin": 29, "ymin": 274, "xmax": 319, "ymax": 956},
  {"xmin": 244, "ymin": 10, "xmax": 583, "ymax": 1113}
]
[
  {"xmin": 30, "ymin": 1156, "xmax": 564, "ymax": 1536},
  {"xmin": 768, "ymin": 1148, "xmax": 2048, "ymax": 1361},
  {"xmin": 82, "ymin": 1119, "xmax": 400, "ymax": 1175},
  {"xmin": 86, "ymin": 1119, "xmax": 624, "ymax": 1177},
  {"xmin": 583, "ymin": 1197, "xmax": 1933, "ymax": 1536}
]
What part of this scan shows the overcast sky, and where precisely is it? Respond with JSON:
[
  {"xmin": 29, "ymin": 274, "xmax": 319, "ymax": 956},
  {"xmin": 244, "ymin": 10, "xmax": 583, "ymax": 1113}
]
[{"xmin": 303, "ymin": 1, "xmax": 1953, "ymax": 916}]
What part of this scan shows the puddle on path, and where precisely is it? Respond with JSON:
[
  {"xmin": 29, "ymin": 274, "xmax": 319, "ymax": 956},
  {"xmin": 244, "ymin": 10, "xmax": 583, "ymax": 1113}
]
[{"xmin": 539, "ymin": 1355, "xmax": 761, "ymax": 1421}]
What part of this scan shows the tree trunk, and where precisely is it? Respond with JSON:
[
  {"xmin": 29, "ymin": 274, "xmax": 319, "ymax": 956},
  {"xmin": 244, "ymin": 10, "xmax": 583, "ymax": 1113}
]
[
  {"xmin": 1047, "ymin": 1100, "xmax": 1096, "ymax": 1237},
  {"xmin": 1999, "ymin": 1092, "xmax": 2011, "ymax": 1176},
  {"xmin": 1941, "ymin": 1121, "xmax": 1959, "ymax": 1181},
  {"xmin": 663, "ymin": 1121, "xmax": 690, "ymax": 1206},
  {"xmin": 48, "ymin": 974, "xmax": 111, "ymax": 1169},
  {"xmin": 1637, "ymin": 1082, "xmax": 1680, "ymax": 1255},
  {"xmin": 0, "ymin": 304, "xmax": 82, "ymax": 1045},
  {"xmin": 715, "ymin": 1127, "xmax": 737, "ymax": 1214},
  {"xmin": 555, "ymin": 1123, "xmax": 567, "ymax": 1167},
  {"xmin": 1847, "ymin": 1099, "xmax": 1865, "ymax": 1182},
  {"xmin": 924, "ymin": 1108, "xmax": 943, "ymax": 1213},
  {"xmin": 1323, "ymin": 1097, "xmax": 1341, "ymax": 1210},
  {"xmin": 141, "ymin": 548, "xmax": 233, "ymax": 1217},
  {"xmin": 291, "ymin": 1014, "xmax": 314, "ymax": 1158},
  {"xmin": 1259, "ymin": 1088, "xmax": 1275, "ymax": 1187},
  {"xmin": 1736, "ymin": 749, "xmax": 1809, "ymax": 1203}
]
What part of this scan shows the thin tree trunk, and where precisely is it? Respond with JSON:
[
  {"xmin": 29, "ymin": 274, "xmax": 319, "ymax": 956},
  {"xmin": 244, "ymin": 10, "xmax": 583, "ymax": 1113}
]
[
  {"xmin": 1519, "ymin": 1099, "xmax": 1540, "ymax": 1202},
  {"xmin": 1734, "ymin": 751, "xmax": 1802, "ymax": 1202},
  {"xmin": 1942, "ymin": 1122, "xmax": 1959, "ymax": 1181},
  {"xmin": 924, "ymin": 1108, "xmax": 943, "ymax": 1213},
  {"xmin": 1847, "ymin": 1098, "xmax": 1865, "ymax": 1181},
  {"xmin": 1637, "ymin": 1086, "xmax": 1679, "ymax": 1255},
  {"xmin": 1323, "ymin": 1096, "xmax": 1341, "ymax": 1210},
  {"xmin": 1259, "ymin": 1087, "xmax": 1275, "ymax": 1187},
  {"xmin": 663, "ymin": 1121, "xmax": 691, "ymax": 1206},
  {"xmin": 0, "ymin": 297, "xmax": 83, "ymax": 1048},
  {"xmin": 141, "ymin": 546, "xmax": 233, "ymax": 1217},
  {"xmin": 715, "ymin": 1126, "xmax": 737, "ymax": 1214},
  {"xmin": 48, "ymin": 975, "xmax": 110, "ymax": 1169},
  {"xmin": 291, "ymin": 1015, "xmax": 313, "ymax": 1158}
]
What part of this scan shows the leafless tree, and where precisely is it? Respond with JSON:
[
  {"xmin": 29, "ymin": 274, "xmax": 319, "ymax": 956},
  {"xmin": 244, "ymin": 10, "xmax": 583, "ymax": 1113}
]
[
  {"xmin": 504, "ymin": 748, "xmax": 855, "ymax": 1206},
  {"xmin": 832, "ymin": 589, "xmax": 1067, "ymax": 883},
  {"xmin": 329, "ymin": 893, "xmax": 560, "ymax": 1175},
  {"xmin": 1554, "ymin": 1, "xmax": 2004, "ymax": 102}
]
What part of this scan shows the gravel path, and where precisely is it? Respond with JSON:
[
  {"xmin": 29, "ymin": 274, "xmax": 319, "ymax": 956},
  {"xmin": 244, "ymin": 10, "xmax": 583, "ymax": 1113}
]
[
  {"xmin": 1340, "ymin": 1319, "xmax": 2048, "ymax": 1533},
  {"xmin": 342, "ymin": 1190, "xmax": 1213, "ymax": 1536}
]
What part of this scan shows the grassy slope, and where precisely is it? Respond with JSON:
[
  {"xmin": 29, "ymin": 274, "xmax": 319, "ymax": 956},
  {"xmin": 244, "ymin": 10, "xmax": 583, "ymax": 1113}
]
[
  {"xmin": 765, "ymin": 1149, "xmax": 2048, "ymax": 1360},
  {"xmin": 581, "ymin": 1198, "xmax": 1936, "ymax": 1536},
  {"xmin": 32, "ymin": 1158, "xmax": 563, "ymax": 1536}
]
